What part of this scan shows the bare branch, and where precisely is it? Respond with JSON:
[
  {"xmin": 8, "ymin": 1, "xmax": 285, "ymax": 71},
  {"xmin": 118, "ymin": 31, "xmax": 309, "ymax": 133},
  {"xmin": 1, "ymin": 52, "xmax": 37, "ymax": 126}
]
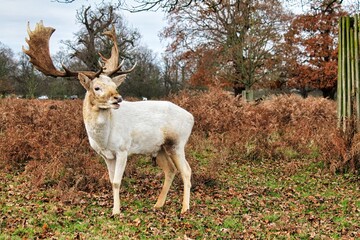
[
  {"xmin": 125, "ymin": 0, "xmax": 202, "ymax": 12},
  {"xmin": 54, "ymin": 0, "xmax": 75, "ymax": 3}
]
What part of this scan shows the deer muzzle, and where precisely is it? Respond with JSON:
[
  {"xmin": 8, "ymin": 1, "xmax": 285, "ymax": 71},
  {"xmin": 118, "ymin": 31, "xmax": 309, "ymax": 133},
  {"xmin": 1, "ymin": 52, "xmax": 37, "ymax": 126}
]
[{"xmin": 111, "ymin": 95, "xmax": 123, "ymax": 109}]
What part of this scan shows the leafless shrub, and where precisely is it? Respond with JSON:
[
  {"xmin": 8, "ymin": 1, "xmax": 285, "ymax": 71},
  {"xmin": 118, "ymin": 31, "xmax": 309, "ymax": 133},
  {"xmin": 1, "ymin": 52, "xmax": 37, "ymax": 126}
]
[
  {"xmin": 0, "ymin": 99, "xmax": 107, "ymax": 191},
  {"xmin": 0, "ymin": 89, "xmax": 354, "ymax": 194},
  {"xmin": 172, "ymin": 88, "xmax": 347, "ymax": 174}
]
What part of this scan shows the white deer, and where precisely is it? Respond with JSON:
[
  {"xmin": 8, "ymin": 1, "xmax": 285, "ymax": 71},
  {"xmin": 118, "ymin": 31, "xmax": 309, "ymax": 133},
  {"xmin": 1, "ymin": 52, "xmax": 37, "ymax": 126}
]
[{"xmin": 23, "ymin": 21, "xmax": 194, "ymax": 215}]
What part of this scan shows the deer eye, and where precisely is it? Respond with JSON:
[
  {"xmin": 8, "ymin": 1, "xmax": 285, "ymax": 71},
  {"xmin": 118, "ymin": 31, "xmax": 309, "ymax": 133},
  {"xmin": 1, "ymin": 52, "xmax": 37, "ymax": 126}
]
[{"xmin": 94, "ymin": 87, "xmax": 101, "ymax": 91}]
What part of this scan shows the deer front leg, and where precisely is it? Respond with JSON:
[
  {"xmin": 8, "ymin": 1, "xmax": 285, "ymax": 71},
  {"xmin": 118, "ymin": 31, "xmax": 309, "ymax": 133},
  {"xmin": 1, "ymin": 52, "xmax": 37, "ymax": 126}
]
[
  {"xmin": 104, "ymin": 158, "xmax": 115, "ymax": 183},
  {"xmin": 112, "ymin": 151, "xmax": 128, "ymax": 216}
]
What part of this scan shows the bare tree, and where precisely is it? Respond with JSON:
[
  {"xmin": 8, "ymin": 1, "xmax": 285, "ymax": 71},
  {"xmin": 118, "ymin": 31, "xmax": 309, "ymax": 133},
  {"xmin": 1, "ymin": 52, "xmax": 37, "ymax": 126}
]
[
  {"xmin": 16, "ymin": 53, "xmax": 40, "ymax": 98},
  {"xmin": 0, "ymin": 43, "xmax": 17, "ymax": 95},
  {"xmin": 120, "ymin": 46, "xmax": 165, "ymax": 98},
  {"xmin": 0, "ymin": 43, "xmax": 17, "ymax": 79},
  {"xmin": 62, "ymin": 2, "xmax": 140, "ymax": 71},
  {"xmin": 162, "ymin": 55, "xmax": 186, "ymax": 94}
]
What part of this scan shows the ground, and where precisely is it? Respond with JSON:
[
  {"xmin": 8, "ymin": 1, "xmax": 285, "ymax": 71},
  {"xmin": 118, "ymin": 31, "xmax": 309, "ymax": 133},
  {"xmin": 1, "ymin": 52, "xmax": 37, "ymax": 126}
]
[{"xmin": 1, "ymin": 158, "xmax": 359, "ymax": 239}]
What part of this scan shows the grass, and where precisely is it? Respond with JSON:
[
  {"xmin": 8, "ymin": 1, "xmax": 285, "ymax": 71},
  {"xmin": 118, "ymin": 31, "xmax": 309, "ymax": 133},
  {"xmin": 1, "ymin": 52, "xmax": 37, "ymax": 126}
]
[{"xmin": 0, "ymin": 158, "xmax": 359, "ymax": 239}]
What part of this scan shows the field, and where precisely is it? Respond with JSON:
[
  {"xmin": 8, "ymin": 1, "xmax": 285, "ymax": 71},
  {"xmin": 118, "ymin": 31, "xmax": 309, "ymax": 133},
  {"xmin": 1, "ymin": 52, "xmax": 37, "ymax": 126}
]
[{"xmin": 0, "ymin": 89, "xmax": 359, "ymax": 239}]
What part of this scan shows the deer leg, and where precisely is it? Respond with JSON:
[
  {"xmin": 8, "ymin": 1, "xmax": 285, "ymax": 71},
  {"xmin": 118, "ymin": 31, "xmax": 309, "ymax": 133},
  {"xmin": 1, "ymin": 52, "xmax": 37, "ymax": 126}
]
[
  {"xmin": 112, "ymin": 151, "xmax": 128, "ymax": 215},
  {"xmin": 170, "ymin": 148, "xmax": 192, "ymax": 214},
  {"xmin": 154, "ymin": 150, "xmax": 176, "ymax": 209},
  {"xmin": 104, "ymin": 158, "xmax": 116, "ymax": 183}
]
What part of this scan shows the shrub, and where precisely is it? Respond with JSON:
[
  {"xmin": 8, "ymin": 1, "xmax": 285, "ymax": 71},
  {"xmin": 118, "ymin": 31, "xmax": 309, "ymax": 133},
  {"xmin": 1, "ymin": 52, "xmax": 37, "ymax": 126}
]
[
  {"xmin": 0, "ymin": 89, "xmax": 353, "ymax": 195},
  {"xmin": 172, "ymin": 88, "xmax": 346, "ymax": 172},
  {"xmin": 0, "ymin": 99, "xmax": 107, "ymax": 192}
]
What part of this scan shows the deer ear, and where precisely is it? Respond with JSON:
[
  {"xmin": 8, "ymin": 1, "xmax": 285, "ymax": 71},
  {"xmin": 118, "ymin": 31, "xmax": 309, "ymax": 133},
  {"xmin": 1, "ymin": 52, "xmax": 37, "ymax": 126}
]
[
  {"xmin": 112, "ymin": 74, "xmax": 126, "ymax": 87},
  {"xmin": 78, "ymin": 73, "xmax": 91, "ymax": 90}
]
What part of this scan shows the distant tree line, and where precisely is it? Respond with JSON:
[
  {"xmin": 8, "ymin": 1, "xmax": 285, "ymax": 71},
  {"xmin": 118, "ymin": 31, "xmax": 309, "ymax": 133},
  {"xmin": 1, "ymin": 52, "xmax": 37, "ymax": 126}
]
[
  {"xmin": 159, "ymin": 0, "xmax": 358, "ymax": 99},
  {"xmin": 0, "ymin": 2, "xmax": 184, "ymax": 99},
  {"xmin": 1, "ymin": 0, "xmax": 359, "ymax": 99}
]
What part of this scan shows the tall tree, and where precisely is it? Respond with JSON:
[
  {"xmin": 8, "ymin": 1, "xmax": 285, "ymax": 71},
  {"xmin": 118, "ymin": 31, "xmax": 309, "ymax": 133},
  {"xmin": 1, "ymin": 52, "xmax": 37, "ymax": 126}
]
[
  {"xmin": 16, "ymin": 53, "xmax": 40, "ymax": 98},
  {"xmin": 285, "ymin": 0, "xmax": 346, "ymax": 99},
  {"xmin": 63, "ymin": 2, "xmax": 140, "ymax": 71},
  {"xmin": 120, "ymin": 46, "xmax": 165, "ymax": 99},
  {"xmin": 162, "ymin": 55, "xmax": 188, "ymax": 94},
  {"xmin": 162, "ymin": 0, "xmax": 290, "ymax": 95},
  {"xmin": 0, "ymin": 43, "xmax": 17, "ymax": 95}
]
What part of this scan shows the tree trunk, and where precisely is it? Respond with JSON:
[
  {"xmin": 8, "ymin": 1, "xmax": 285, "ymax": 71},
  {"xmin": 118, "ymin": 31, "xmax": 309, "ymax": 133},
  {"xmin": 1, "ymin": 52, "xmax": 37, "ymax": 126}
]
[
  {"xmin": 233, "ymin": 84, "xmax": 245, "ymax": 97},
  {"xmin": 321, "ymin": 86, "xmax": 336, "ymax": 99},
  {"xmin": 299, "ymin": 87, "xmax": 308, "ymax": 98}
]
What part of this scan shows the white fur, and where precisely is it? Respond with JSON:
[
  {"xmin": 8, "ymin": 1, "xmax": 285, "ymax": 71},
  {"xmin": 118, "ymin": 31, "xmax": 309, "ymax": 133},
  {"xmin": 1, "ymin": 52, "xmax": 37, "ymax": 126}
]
[{"xmin": 80, "ymin": 74, "xmax": 194, "ymax": 215}]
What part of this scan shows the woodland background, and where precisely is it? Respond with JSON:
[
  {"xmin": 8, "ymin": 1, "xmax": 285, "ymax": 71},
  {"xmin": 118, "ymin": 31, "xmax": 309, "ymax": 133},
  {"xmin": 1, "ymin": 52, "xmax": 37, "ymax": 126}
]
[{"xmin": 0, "ymin": 0, "xmax": 359, "ymax": 100}]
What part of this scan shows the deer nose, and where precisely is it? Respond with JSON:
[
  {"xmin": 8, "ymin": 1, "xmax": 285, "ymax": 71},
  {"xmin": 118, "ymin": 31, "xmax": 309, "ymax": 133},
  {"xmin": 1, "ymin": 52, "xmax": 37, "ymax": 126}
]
[{"xmin": 114, "ymin": 95, "xmax": 123, "ymax": 103}]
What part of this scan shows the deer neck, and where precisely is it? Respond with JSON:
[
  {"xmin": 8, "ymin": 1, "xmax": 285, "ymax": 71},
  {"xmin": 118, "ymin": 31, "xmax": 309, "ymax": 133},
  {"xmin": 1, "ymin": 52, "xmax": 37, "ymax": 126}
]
[{"xmin": 82, "ymin": 93, "xmax": 112, "ymax": 148}]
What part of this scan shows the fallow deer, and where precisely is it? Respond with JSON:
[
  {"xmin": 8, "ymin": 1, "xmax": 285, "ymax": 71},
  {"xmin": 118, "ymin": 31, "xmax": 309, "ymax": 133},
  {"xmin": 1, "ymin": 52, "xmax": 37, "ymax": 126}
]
[{"xmin": 23, "ymin": 21, "xmax": 194, "ymax": 215}]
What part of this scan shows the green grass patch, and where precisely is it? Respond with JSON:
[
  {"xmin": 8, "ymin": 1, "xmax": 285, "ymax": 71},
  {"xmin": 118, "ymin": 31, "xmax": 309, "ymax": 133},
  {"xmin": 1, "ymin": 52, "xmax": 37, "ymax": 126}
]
[{"xmin": 1, "ymin": 158, "xmax": 359, "ymax": 239}]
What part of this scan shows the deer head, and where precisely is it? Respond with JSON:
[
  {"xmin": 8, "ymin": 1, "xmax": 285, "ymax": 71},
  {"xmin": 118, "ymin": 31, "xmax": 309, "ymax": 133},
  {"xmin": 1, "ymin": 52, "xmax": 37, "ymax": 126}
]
[
  {"xmin": 78, "ymin": 73, "xmax": 126, "ymax": 109},
  {"xmin": 22, "ymin": 21, "xmax": 136, "ymax": 108}
]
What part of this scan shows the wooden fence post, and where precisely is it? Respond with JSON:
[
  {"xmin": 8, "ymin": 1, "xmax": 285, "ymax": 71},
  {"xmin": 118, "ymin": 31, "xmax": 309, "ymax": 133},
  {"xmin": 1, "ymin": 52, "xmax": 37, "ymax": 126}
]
[{"xmin": 337, "ymin": 15, "xmax": 360, "ymax": 132}]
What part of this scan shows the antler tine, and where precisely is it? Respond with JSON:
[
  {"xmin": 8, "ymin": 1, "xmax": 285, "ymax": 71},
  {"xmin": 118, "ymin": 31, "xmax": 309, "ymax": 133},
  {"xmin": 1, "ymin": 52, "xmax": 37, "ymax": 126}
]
[
  {"xmin": 99, "ymin": 25, "xmax": 119, "ymax": 75},
  {"xmin": 118, "ymin": 59, "xmax": 125, "ymax": 68},
  {"xmin": 23, "ymin": 21, "xmax": 100, "ymax": 79},
  {"xmin": 99, "ymin": 25, "xmax": 137, "ymax": 77},
  {"xmin": 112, "ymin": 61, "xmax": 137, "ymax": 76}
]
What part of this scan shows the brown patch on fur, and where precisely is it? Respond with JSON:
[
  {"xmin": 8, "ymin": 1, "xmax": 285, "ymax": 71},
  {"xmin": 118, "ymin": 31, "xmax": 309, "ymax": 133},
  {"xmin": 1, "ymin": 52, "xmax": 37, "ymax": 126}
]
[
  {"xmin": 161, "ymin": 129, "xmax": 178, "ymax": 154},
  {"xmin": 162, "ymin": 129, "xmax": 178, "ymax": 149},
  {"xmin": 162, "ymin": 137, "xmax": 176, "ymax": 154},
  {"xmin": 164, "ymin": 137, "xmax": 176, "ymax": 147}
]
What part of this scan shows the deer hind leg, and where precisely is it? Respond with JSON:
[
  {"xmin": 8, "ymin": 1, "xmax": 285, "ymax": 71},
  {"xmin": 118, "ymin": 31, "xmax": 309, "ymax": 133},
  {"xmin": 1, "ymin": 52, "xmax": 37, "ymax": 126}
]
[
  {"xmin": 154, "ymin": 149, "xmax": 177, "ymax": 209},
  {"xmin": 170, "ymin": 147, "xmax": 192, "ymax": 214}
]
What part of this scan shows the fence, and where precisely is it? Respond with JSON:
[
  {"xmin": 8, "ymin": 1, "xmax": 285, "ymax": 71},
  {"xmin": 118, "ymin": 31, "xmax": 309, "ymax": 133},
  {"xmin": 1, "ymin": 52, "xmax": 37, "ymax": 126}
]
[{"xmin": 337, "ymin": 15, "xmax": 360, "ymax": 132}]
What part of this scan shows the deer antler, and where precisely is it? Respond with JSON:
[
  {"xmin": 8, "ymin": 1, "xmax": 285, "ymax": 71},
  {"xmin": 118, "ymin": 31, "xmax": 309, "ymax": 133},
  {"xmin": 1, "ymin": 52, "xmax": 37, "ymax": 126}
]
[
  {"xmin": 22, "ymin": 21, "xmax": 102, "ymax": 79},
  {"xmin": 23, "ymin": 21, "xmax": 136, "ymax": 79},
  {"xmin": 99, "ymin": 25, "xmax": 137, "ymax": 77},
  {"xmin": 99, "ymin": 25, "xmax": 120, "ymax": 76}
]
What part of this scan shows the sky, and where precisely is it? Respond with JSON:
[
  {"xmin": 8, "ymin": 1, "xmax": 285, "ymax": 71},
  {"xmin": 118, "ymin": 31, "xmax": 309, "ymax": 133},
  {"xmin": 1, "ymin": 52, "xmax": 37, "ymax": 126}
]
[{"xmin": 0, "ymin": 0, "xmax": 167, "ymax": 58}]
